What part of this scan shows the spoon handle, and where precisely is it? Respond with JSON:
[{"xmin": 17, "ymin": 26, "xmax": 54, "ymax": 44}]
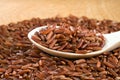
[
  {"xmin": 103, "ymin": 31, "xmax": 120, "ymax": 52},
  {"xmin": 104, "ymin": 31, "xmax": 120, "ymax": 43}
]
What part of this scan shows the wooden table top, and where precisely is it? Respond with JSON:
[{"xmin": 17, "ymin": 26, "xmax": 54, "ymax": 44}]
[{"xmin": 0, "ymin": 0, "xmax": 120, "ymax": 25}]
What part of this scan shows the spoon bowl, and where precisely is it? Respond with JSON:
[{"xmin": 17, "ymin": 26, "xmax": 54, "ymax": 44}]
[{"xmin": 28, "ymin": 26, "xmax": 120, "ymax": 58}]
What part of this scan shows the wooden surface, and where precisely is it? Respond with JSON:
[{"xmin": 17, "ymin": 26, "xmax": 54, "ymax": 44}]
[{"xmin": 0, "ymin": 0, "xmax": 120, "ymax": 25}]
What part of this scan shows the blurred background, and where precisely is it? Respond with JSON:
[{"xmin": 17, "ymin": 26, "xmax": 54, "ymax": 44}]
[{"xmin": 0, "ymin": 0, "xmax": 120, "ymax": 25}]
